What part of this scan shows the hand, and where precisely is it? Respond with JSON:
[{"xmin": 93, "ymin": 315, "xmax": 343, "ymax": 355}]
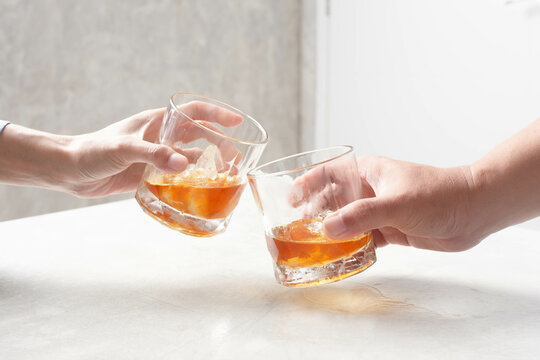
[
  {"xmin": 325, "ymin": 157, "xmax": 481, "ymax": 252},
  {"xmin": 171, "ymin": 102, "xmax": 244, "ymax": 164},
  {"xmin": 65, "ymin": 108, "xmax": 182, "ymax": 197},
  {"xmin": 289, "ymin": 155, "xmax": 363, "ymax": 218},
  {"xmin": 0, "ymin": 103, "xmax": 243, "ymax": 198},
  {"xmin": 294, "ymin": 156, "xmax": 479, "ymax": 252},
  {"xmin": 68, "ymin": 103, "xmax": 243, "ymax": 198},
  {"xmin": 294, "ymin": 118, "xmax": 540, "ymax": 252}
]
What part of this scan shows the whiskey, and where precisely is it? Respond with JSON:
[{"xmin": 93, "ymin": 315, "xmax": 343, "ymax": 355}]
[
  {"xmin": 268, "ymin": 217, "xmax": 372, "ymax": 267},
  {"xmin": 144, "ymin": 171, "xmax": 245, "ymax": 220}
]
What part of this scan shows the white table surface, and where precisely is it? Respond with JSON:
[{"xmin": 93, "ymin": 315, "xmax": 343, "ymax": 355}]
[{"xmin": 0, "ymin": 192, "xmax": 539, "ymax": 359}]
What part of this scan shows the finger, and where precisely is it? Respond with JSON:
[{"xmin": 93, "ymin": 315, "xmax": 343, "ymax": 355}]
[
  {"xmin": 290, "ymin": 156, "xmax": 360, "ymax": 207},
  {"xmin": 177, "ymin": 121, "xmax": 242, "ymax": 163},
  {"xmin": 103, "ymin": 108, "xmax": 166, "ymax": 139},
  {"xmin": 290, "ymin": 165, "xmax": 331, "ymax": 207},
  {"xmin": 218, "ymin": 140, "xmax": 242, "ymax": 163},
  {"xmin": 197, "ymin": 122, "xmax": 241, "ymax": 162},
  {"xmin": 299, "ymin": 183, "xmax": 346, "ymax": 218},
  {"xmin": 139, "ymin": 108, "xmax": 166, "ymax": 142},
  {"xmin": 191, "ymin": 121, "xmax": 242, "ymax": 162},
  {"xmin": 371, "ymin": 229, "xmax": 389, "ymax": 248},
  {"xmin": 355, "ymin": 155, "xmax": 391, "ymax": 197},
  {"xmin": 179, "ymin": 101, "xmax": 243, "ymax": 127},
  {"xmin": 323, "ymin": 197, "xmax": 399, "ymax": 240},
  {"xmin": 299, "ymin": 184, "xmax": 333, "ymax": 218},
  {"xmin": 225, "ymin": 164, "xmax": 239, "ymax": 176},
  {"xmin": 119, "ymin": 140, "xmax": 188, "ymax": 174},
  {"xmin": 173, "ymin": 147, "xmax": 204, "ymax": 163},
  {"xmin": 377, "ymin": 227, "xmax": 411, "ymax": 247},
  {"xmin": 179, "ymin": 120, "xmax": 223, "ymax": 143}
]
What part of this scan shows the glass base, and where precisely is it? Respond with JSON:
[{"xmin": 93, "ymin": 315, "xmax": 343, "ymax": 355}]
[
  {"xmin": 273, "ymin": 240, "xmax": 376, "ymax": 287},
  {"xmin": 135, "ymin": 186, "xmax": 229, "ymax": 237}
]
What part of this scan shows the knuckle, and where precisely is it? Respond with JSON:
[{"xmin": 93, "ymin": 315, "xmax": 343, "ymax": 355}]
[{"xmin": 150, "ymin": 145, "xmax": 171, "ymax": 165}]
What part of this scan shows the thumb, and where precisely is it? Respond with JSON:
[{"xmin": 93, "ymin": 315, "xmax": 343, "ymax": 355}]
[
  {"xmin": 120, "ymin": 139, "xmax": 188, "ymax": 173},
  {"xmin": 323, "ymin": 197, "xmax": 398, "ymax": 240}
]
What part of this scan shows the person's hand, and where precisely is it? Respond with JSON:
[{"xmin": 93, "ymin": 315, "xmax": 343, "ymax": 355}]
[
  {"xmin": 66, "ymin": 104, "xmax": 243, "ymax": 198},
  {"xmin": 0, "ymin": 102, "xmax": 243, "ymax": 197},
  {"xmin": 294, "ymin": 156, "xmax": 480, "ymax": 252},
  {"xmin": 293, "ymin": 118, "xmax": 540, "ymax": 252},
  {"xmin": 62, "ymin": 108, "xmax": 178, "ymax": 198},
  {"xmin": 289, "ymin": 155, "xmax": 363, "ymax": 218}
]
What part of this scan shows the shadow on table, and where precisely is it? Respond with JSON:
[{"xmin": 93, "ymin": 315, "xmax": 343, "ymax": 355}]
[
  {"xmin": 1, "ymin": 274, "xmax": 539, "ymax": 327},
  {"xmin": 288, "ymin": 276, "xmax": 536, "ymax": 319}
]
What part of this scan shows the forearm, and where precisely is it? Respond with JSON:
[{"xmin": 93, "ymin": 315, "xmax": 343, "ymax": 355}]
[
  {"xmin": 0, "ymin": 124, "xmax": 75, "ymax": 191},
  {"xmin": 470, "ymin": 118, "xmax": 540, "ymax": 236}
]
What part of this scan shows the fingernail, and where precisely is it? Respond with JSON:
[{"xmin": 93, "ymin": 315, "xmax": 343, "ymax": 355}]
[
  {"xmin": 167, "ymin": 153, "xmax": 187, "ymax": 171},
  {"xmin": 324, "ymin": 212, "xmax": 347, "ymax": 239}
]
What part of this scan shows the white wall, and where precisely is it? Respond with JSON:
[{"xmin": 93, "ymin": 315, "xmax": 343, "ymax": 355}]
[{"xmin": 317, "ymin": 0, "xmax": 540, "ymax": 229}]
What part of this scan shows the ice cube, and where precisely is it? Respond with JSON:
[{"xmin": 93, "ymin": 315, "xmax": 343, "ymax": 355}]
[
  {"xmin": 195, "ymin": 144, "xmax": 224, "ymax": 179},
  {"xmin": 307, "ymin": 218, "xmax": 323, "ymax": 234}
]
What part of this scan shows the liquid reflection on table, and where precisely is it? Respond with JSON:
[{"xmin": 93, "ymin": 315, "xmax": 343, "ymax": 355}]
[
  {"xmin": 300, "ymin": 284, "xmax": 412, "ymax": 314},
  {"xmin": 0, "ymin": 194, "xmax": 539, "ymax": 359}
]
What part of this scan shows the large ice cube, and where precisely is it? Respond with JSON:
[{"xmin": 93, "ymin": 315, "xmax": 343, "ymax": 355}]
[{"xmin": 194, "ymin": 144, "xmax": 224, "ymax": 179}]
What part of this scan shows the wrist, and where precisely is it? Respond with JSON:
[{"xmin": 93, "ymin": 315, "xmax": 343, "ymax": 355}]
[
  {"xmin": 43, "ymin": 132, "xmax": 78, "ymax": 192},
  {"xmin": 0, "ymin": 124, "xmax": 76, "ymax": 192},
  {"xmin": 441, "ymin": 165, "xmax": 491, "ymax": 243},
  {"xmin": 468, "ymin": 119, "xmax": 540, "ymax": 236},
  {"xmin": 467, "ymin": 160, "xmax": 515, "ymax": 239}
]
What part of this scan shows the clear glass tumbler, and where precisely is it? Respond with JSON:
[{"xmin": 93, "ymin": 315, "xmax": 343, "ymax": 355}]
[
  {"xmin": 248, "ymin": 146, "xmax": 376, "ymax": 287},
  {"xmin": 136, "ymin": 93, "xmax": 268, "ymax": 237}
]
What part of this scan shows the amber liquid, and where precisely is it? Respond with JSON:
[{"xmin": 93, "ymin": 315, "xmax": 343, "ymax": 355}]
[
  {"xmin": 140, "ymin": 172, "xmax": 244, "ymax": 236},
  {"xmin": 268, "ymin": 217, "xmax": 372, "ymax": 268}
]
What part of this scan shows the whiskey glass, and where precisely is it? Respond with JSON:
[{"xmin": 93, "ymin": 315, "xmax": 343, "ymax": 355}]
[
  {"xmin": 248, "ymin": 146, "xmax": 376, "ymax": 286},
  {"xmin": 136, "ymin": 93, "xmax": 268, "ymax": 237}
]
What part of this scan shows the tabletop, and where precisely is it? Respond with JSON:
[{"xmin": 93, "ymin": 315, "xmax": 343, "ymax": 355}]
[{"xmin": 0, "ymin": 192, "xmax": 539, "ymax": 359}]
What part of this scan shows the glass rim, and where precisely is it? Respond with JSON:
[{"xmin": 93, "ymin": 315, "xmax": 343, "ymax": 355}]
[
  {"xmin": 169, "ymin": 92, "xmax": 269, "ymax": 145},
  {"xmin": 247, "ymin": 145, "xmax": 354, "ymax": 179}
]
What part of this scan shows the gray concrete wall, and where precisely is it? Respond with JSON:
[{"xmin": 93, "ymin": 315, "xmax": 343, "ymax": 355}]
[{"xmin": 0, "ymin": 0, "xmax": 301, "ymax": 221}]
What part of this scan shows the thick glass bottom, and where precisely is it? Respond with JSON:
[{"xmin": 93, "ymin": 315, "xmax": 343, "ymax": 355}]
[
  {"xmin": 135, "ymin": 185, "xmax": 229, "ymax": 237},
  {"xmin": 273, "ymin": 240, "xmax": 376, "ymax": 287}
]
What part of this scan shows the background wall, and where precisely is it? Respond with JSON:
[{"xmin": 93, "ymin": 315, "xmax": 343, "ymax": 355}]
[
  {"xmin": 317, "ymin": 0, "xmax": 540, "ymax": 229},
  {"xmin": 321, "ymin": 0, "xmax": 540, "ymax": 165},
  {"xmin": 0, "ymin": 0, "xmax": 301, "ymax": 221}
]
